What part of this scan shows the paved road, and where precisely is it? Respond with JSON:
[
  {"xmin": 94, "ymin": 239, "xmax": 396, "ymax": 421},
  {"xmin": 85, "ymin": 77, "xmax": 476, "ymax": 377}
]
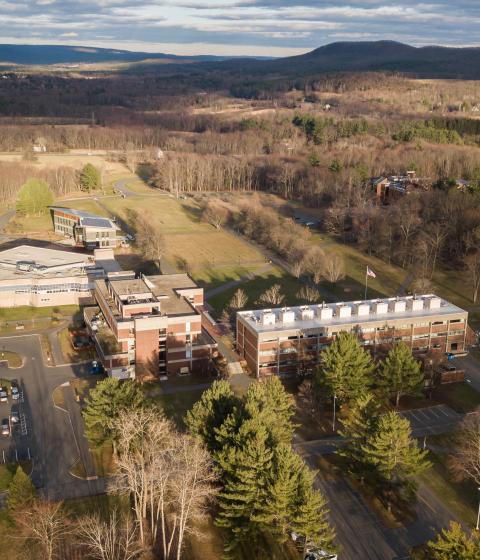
[
  {"xmin": 296, "ymin": 405, "xmax": 463, "ymax": 458},
  {"xmin": 456, "ymin": 354, "xmax": 480, "ymax": 393},
  {"xmin": 0, "ymin": 334, "xmax": 105, "ymax": 500}
]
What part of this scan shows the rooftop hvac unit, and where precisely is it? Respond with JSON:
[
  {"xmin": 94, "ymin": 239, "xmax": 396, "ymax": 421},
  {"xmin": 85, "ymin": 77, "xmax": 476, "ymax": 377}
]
[
  {"xmin": 409, "ymin": 298, "xmax": 424, "ymax": 311},
  {"xmin": 338, "ymin": 305, "xmax": 352, "ymax": 318},
  {"xmin": 357, "ymin": 304, "xmax": 370, "ymax": 316},
  {"xmin": 301, "ymin": 308, "xmax": 314, "ymax": 321},
  {"xmin": 280, "ymin": 309, "xmax": 295, "ymax": 323},
  {"xmin": 426, "ymin": 297, "xmax": 441, "ymax": 310},
  {"xmin": 262, "ymin": 312, "xmax": 276, "ymax": 326},
  {"xmin": 391, "ymin": 300, "xmax": 406, "ymax": 313},
  {"xmin": 318, "ymin": 306, "xmax": 333, "ymax": 320},
  {"xmin": 373, "ymin": 301, "xmax": 388, "ymax": 315}
]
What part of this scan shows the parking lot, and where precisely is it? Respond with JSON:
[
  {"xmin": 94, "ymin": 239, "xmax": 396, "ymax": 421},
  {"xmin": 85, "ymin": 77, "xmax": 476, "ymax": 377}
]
[
  {"xmin": 400, "ymin": 404, "xmax": 463, "ymax": 437},
  {"xmin": 0, "ymin": 374, "xmax": 32, "ymax": 463}
]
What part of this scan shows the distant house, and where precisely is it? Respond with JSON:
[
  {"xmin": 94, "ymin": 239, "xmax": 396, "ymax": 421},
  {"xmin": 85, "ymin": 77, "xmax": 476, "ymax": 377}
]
[
  {"xmin": 51, "ymin": 207, "xmax": 120, "ymax": 250},
  {"xmin": 32, "ymin": 144, "xmax": 47, "ymax": 153},
  {"xmin": 456, "ymin": 178, "xmax": 470, "ymax": 191},
  {"xmin": 371, "ymin": 171, "xmax": 428, "ymax": 202}
]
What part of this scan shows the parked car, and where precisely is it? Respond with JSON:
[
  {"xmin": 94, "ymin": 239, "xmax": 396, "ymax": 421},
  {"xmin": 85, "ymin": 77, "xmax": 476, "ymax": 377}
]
[
  {"xmin": 10, "ymin": 381, "xmax": 19, "ymax": 400},
  {"xmin": 0, "ymin": 388, "xmax": 7, "ymax": 402},
  {"xmin": 90, "ymin": 360, "xmax": 104, "ymax": 375},
  {"xmin": 10, "ymin": 406, "xmax": 19, "ymax": 424},
  {"xmin": 1, "ymin": 418, "xmax": 10, "ymax": 436}
]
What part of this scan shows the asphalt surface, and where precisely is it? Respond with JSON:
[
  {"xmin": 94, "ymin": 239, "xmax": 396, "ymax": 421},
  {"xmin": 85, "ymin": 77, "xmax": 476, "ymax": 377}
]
[
  {"xmin": 399, "ymin": 404, "xmax": 463, "ymax": 438},
  {"xmin": 0, "ymin": 333, "xmax": 105, "ymax": 500}
]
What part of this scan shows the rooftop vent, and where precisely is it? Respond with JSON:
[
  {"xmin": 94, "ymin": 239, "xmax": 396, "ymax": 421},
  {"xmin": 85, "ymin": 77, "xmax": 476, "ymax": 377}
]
[
  {"xmin": 262, "ymin": 312, "xmax": 276, "ymax": 326},
  {"xmin": 280, "ymin": 308, "xmax": 295, "ymax": 324},
  {"xmin": 337, "ymin": 305, "xmax": 352, "ymax": 318},
  {"xmin": 426, "ymin": 297, "xmax": 441, "ymax": 310},
  {"xmin": 317, "ymin": 306, "xmax": 333, "ymax": 320},
  {"xmin": 373, "ymin": 301, "xmax": 388, "ymax": 315},
  {"xmin": 409, "ymin": 298, "xmax": 424, "ymax": 311},
  {"xmin": 357, "ymin": 303, "xmax": 370, "ymax": 317},
  {"xmin": 301, "ymin": 307, "xmax": 314, "ymax": 321},
  {"xmin": 391, "ymin": 300, "xmax": 406, "ymax": 313}
]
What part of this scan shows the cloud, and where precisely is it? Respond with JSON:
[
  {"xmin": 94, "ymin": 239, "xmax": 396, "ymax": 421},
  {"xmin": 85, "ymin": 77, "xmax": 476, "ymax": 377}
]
[{"xmin": 0, "ymin": 0, "xmax": 478, "ymax": 56}]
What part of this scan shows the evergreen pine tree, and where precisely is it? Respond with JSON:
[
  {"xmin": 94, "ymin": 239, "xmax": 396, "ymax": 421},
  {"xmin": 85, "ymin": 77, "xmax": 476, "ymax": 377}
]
[
  {"xmin": 291, "ymin": 466, "xmax": 336, "ymax": 554},
  {"xmin": 215, "ymin": 419, "xmax": 273, "ymax": 554},
  {"xmin": 82, "ymin": 378, "xmax": 143, "ymax": 452},
  {"xmin": 316, "ymin": 332, "xmax": 374, "ymax": 402},
  {"xmin": 79, "ymin": 163, "xmax": 101, "ymax": 192},
  {"xmin": 7, "ymin": 466, "xmax": 36, "ymax": 512},
  {"xmin": 185, "ymin": 380, "xmax": 239, "ymax": 452},
  {"xmin": 253, "ymin": 443, "xmax": 305, "ymax": 540},
  {"xmin": 377, "ymin": 342, "xmax": 424, "ymax": 406},
  {"xmin": 426, "ymin": 521, "xmax": 480, "ymax": 560},
  {"xmin": 243, "ymin": 377, "xmax": 295, "ymax": 445},
  {"xmin": 337, "ymin": 392, "xmax": 379, "ymax": 469},
  {"xmin": 362, "ymin": 411, "xmax": 431, "ymax": 486}
]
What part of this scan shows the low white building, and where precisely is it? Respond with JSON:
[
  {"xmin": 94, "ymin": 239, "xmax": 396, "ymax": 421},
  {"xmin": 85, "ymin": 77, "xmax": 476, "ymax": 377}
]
[{"xmin": 0, "ymin": 245, "xmax": 120, "ymax": 307}]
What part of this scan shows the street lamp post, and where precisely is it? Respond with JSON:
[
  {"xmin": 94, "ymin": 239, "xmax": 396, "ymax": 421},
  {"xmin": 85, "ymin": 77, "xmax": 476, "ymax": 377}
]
[
  {"xmin": 476, "ymin": 487, "xmax": 480, "ymax": 531},
  {"xmin": 332, "ymin": 394, "xmax": 337, "ymax": 432}
]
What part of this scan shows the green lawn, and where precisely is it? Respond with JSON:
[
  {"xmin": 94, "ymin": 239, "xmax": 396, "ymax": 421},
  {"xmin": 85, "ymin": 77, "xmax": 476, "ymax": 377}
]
[
  {"xmin": 6, "ymin": 212, "xmax": 53, "ymax": 235},
  {"xmin": 148, "ymin": 389, "xmax": 206, "ymax": 428},
  {"xmin": 0, "ymin": 304, "xmax": 80, "ymax": 322},
  {"xmin": 207, "ymin": 268, "xmax": 306, "ymax": 314},
  {"xmin": 433, "ymin": 382, "xmax": 480, "ymax": 413},
  {"xmin": 64, "ymin": 198, "xmax": 110, "ymax": 217}
]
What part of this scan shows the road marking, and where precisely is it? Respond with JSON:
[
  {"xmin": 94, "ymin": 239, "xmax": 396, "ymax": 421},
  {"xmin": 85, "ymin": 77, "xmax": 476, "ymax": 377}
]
[
  {"xmin": 419, "ymin": 494, "xmax": 437, "ymax": 514},
  {"xmin": 20, "ymin": 413, "xmax": 27, "ymax": 436}
]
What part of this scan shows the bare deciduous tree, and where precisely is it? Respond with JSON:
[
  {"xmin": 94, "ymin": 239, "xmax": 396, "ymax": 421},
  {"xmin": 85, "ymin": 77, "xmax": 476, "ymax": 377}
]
[
  {"xmin": 128, "ymin": 210, "xmax": 166, "ymax": 271},
  {"xmin": 323, "ymin": 252, "xmax": 345, "ymax": 284},
  {"xmin": 17, "ymin": 501, "xmax": 70, "ymax": 560},
  {"xmin": 256, "ymin": 283, "xmax": 285, "ymax": 306},
  {"xmin": 112, "ymin": 409, "xmax": 217, "ymax": 560},
  {"xmin": 296, "ymin": 285, "xmax": 320, "ymax": 303},
  {"xmin": 228, "ymin": 288, "xmax": 248, "ymax": 310},
  {"xmin": 465, "ymin": 248, "xmax": 480, "ymax": 302},
  {"xmin": 202, "ymin": 203, "xmax": 229, "ymax": 229},
  {"xmin": 451, "ymin": 409, "xmax": 480, "ymax": 486},
  {"xmin": 76, "ymin": 509, "xmax": 142, "ymax": 560}
]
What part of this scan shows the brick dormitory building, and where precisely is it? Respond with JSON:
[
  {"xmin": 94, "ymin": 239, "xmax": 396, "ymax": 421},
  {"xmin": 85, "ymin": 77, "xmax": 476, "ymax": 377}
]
[
  {"xmin": 0, "ymin": 241, "xmax": 216, "ymax": 380},
  {"xmin": 84, "ymin": 272, "xmax": 217, "ymax": 379},
  {"xmin": 236, "ymin": 295, "xmax": 468, "ymax": 378}
]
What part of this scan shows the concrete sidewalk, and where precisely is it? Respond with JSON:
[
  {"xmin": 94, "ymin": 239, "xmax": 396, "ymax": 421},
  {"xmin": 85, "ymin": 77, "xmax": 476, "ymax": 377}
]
[{"xmin": 62, "ymin": 383, "xmax": 97, "ymax": 481}]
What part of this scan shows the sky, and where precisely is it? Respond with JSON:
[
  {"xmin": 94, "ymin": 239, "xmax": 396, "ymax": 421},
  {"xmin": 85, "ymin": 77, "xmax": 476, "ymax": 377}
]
[{"xmin": 0, "ymin": 1, "xmax": 479, "ymax": 57}]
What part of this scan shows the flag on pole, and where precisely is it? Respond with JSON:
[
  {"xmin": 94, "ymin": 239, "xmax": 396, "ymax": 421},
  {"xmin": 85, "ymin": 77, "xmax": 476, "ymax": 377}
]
[{"xmin": 366, "ymin": 266, "xmax": 376, "ymax": 278}]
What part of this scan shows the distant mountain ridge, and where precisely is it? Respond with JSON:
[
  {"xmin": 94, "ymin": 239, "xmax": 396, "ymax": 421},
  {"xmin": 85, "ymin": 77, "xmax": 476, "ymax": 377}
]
[
  {"xmin": 2, "ymin": 41, "xmax": 480, "ymax": 79},
  {"xmin": 192, "ymin": 41, "xmax": 480, "ymax": 79},
  {"xmin": 0, "ymin": 44, "xmax": 228, "ymax": 65}
]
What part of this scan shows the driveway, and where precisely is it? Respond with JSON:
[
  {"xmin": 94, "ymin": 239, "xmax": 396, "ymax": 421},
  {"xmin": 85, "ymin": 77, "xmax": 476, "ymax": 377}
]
[{"xmin": 0, "ymin": 334, "xmax": 105, "ymax": 500}]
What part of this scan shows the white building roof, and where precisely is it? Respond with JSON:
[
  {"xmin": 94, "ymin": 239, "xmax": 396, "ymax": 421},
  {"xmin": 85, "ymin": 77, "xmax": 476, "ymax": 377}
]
[
  {"xmin": 0, "ymin": 245, "xmax": 95, "ymax": 280},
  {"xmin": 237, "ymin": 294, "xmax": 467, "ymax": 334}
]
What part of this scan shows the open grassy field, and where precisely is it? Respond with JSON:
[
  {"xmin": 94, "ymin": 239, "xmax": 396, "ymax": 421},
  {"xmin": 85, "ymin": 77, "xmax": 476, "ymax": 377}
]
[{"xmin": 98, "ymin": 194, "xmax": 270, "ymax": 287}]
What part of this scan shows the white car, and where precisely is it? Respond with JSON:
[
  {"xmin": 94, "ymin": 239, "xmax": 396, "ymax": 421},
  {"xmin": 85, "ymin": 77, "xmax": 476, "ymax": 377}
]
[
  {"xmin": 0, "ymin": 389, "xmax": 7, "ymax": 403},
  {"xmin": 1, "ymin": 418, "xmax": 10, "ymax": 437}
]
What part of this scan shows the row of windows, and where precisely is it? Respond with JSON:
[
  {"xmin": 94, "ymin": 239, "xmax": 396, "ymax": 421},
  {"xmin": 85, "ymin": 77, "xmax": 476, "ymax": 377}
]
[
  {"xmin": 55, "ymin": 216, "xmax": 75, "ymax": 227},
  {"xmin": 14, "ymin": 283, "xmax": 90, "ymax": 294}
]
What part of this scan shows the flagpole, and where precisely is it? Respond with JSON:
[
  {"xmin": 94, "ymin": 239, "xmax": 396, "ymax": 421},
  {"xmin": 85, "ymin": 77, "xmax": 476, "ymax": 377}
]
[{"xmin": 364, "ymin": 267, "xmax": 368, "ymax": 300}]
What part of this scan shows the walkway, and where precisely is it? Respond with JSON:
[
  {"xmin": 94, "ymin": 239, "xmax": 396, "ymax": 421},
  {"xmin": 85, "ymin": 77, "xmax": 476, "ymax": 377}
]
[{"xmin": 62, "ymin": 383, "xmax": 97, "ymax": 480}]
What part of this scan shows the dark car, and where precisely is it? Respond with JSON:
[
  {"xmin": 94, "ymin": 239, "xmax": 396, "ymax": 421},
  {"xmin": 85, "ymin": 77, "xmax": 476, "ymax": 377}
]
[
  {"xmin": 1, "ymin": 418, "xmax": 10, "ymax": 436},
  {"xmin": 10, "ymin": 406, "xmax": 19, "ymax": 424}
]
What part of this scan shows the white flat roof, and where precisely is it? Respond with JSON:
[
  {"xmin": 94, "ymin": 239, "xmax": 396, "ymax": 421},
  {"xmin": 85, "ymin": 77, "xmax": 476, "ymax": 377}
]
[
  {"xmin": 237, "ymin": 294, "xmax": 467, "ymax": 334},
  {"xmin": 0, "ymin": 245, "xmax": 93, "ymax": 280}
]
